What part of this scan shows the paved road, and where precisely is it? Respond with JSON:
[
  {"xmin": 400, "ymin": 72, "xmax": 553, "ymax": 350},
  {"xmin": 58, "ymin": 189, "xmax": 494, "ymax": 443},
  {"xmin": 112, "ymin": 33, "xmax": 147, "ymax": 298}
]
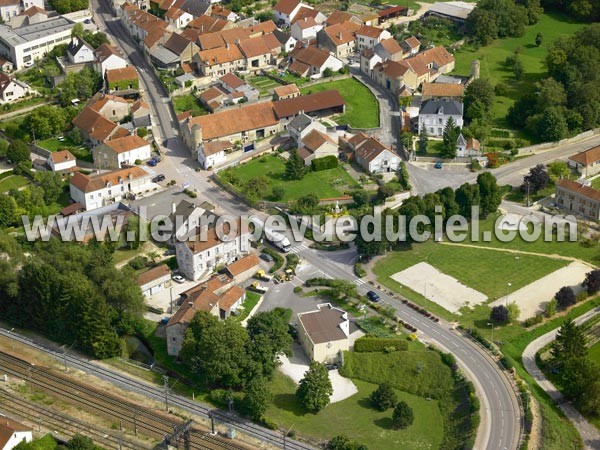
[
  {"xmin": 89, "ymin": 3, "xmax": 521, "ymax": 448},
  {"xmin": 522, "ymin": 307, "xmax": 600, "ymax": 450}
]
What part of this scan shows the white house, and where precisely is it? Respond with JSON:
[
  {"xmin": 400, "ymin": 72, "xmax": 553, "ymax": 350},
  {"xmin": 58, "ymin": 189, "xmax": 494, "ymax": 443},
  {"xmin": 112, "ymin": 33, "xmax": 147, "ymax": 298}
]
[
  {"xmin": 291, "ymin": 17, "xmax": 322, "ymax": 41},
  {"xmin": 418, "ymin": 98, "xmax": 464, "ymax": 137},
  {"xmin": 70, "ymin": 166, "xmax": 152, "ymax": 211},
  {"xmin": 0, "ymin": 73, "xmax": 30, "ymax": 104},
  {"xmin": 289, "ymin": 113, "xmax": 327, "ymax": 143},
  {"xmin": 568, "ymin": 145, "xmax": 600, "ymax": 177},
  {"xmin": 456, "ymin": 134, "xmax": 481, "ymax": 158},
  {"xmin": 175, "ymin": 218, "xmax": 252, "ymax": 280},
  {"xmin": 66, "ymin": 36, "xmax": 95, "ymax": 64},
  {"xmin": 165, "ymin": 7, "xmax": 194, "ymax": 29},
  {"xmin": 273, "ymin": 0, "xmax": 308, "ymax": 26},
  {"xmin": 94, "ymin": 43, "xmax": 128, "ymax": 76},
  {"xmin": 169, "ymin": 199, "xmax": 208, "ymax": 240},
  {"xmin": 273, "ymin": 30, "xmax": 297, "ymax": 53},
  {"xmin": 0, "ymin": 0, "xmax": 20, "ymax": 22},
  {"xmin": 198, "ymin": 140, "xmax": 232, "ymax": 169},
  {"xmin": 137, "ymin": 264, "xmax": 172, "ymax": 297},
  {"xmin": 48, "ymin": 150, "xmax": 77, "ymax": 172},
  {"xmin": 288, "ymin": 46, "xmax": 343, "ymax": 78},
  {"xmin": 355, "ymin": 25, "xmax": 392, "ymax": 52},
  {"xmin": 298, "ymin": 129, "xmax": 338, "ymax": 165},
  {"xmin": 353, "ymin": 136, "xmax": 400, "ymax": 173},
  {"xmin": 0, "ymin": 417, "xmax": 32, "ymax": 450},
  {"xmin": 92, "ymin": 135, "xmax": 152, "ymax": 169}
]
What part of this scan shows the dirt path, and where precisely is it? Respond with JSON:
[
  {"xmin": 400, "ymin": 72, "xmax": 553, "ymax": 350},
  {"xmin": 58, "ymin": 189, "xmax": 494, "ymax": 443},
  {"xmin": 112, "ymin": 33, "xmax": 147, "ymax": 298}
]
[{"xmin": 438, "ymin": 241, "xmax": 588, "ymax": 263}]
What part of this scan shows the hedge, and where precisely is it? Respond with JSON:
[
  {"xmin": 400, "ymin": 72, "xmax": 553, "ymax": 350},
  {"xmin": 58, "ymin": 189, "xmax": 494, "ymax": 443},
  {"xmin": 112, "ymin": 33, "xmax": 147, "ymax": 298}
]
[
  {"xmin": 354, "ymin": 337, "xmax": 408, "ymax": 353},
  {"xmin": 311, "ymin": 155, "xmax": 338, "ymax": 172},
  {"xmin": 263, "ymin": 247, "xmax": 284, "ymax": 273}
]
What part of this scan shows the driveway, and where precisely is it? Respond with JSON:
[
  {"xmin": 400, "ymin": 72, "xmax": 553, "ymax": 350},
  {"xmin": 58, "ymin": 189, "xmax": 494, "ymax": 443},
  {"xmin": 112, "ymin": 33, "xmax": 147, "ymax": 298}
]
[{"xmin": 278, "ymin": 343, "xmax": 358, "ymax": 404}]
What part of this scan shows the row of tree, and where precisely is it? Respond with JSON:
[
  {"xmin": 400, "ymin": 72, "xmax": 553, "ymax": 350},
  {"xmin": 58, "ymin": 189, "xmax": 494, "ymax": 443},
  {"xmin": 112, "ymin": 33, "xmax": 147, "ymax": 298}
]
[
  {"xmin": 550, "ymin": 319, "xmax": 600, "ymax": 415},
  {"xmin": 0, "ymin": 235, "xmax": 143, "ymax": 359},
  {"xmin": 541, "ymin": 0, "xmax": 599, "ymax": 21},
  {"xmin": 355, "ymin": 173, "xmax": 502, "ymax": 258}
]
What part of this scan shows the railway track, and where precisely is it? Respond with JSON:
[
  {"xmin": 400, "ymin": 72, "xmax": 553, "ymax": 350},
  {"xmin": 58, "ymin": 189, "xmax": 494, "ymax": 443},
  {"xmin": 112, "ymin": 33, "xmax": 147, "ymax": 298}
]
[
  {"xmin": 0, "ymin": 389, "xmax": 140, "ymax": 449},
  {"xmin": 0, "ymin": 351, "xmax": 244, "ymax": 450}
]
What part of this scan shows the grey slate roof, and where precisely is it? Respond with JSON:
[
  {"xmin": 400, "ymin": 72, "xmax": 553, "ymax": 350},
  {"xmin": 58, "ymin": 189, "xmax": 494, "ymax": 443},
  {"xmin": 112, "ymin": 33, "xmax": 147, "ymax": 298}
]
[
  {"xmin": 420, "ymin": 98, "xmax": 463, "ymax": 116},
  {"xmin": 289, "ymin": 113, "xmax": 313, "ymax": 131}
]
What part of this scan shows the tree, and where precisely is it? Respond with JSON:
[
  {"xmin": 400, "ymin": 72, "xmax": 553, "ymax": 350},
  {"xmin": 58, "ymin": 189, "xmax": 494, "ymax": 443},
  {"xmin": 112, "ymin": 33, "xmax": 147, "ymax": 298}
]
[
  {"xmin": 535, "ymin": 32, "xmax": 543, "ymax": 46},
  {"xmin": 271, "ymin": 185, "xmax": 285, "ymax": 201},
  {"xmin": 247, "ymin": 308, "xmax": 293, "ymax": 377},
  {"xmin": 583, "ymin": 269, "xmax": 600, "ymax": 295},
  {"xmin": 392, "ymin": 401, "xmax": 414, "ymax": 429},
  {"xmin": 71, "ymin": 22, "xmax": 84, "ymax": 38},
  {"xmin": 521, "ymin": 164, "xmax": 549, "ymax": 194},
  {"xmin": 323, "ymin": 67, "xmax": 334, "ymax": 77},
  {"xmin": 0, "ymin": 138, "xmax": 8, "ymax": 158},
  {"xmin": 555, "ymin": 286, "xmax": 576, "ymax": 309},
  {"xmin": 294, "ymin": 193, "xmax": 319, "ymax": 215},
  {"xmin": 538, "ymin": 107, "xmax": 569, "ymax": 142},
  {"xmin": 476, "ymin": 172, "xmax": 501, "ymax": 218},
  {"xmin": 296, "ymin": 361, "xmax": 333, "ymax": 412},
  {"xmin": 326, "ymin": 435, "xmax": 369, "ymax": 450},
  {"xmin": 68, "ymin": 434, "xmax": 100, "ymax": 449},
  {"xmin": 0, "ymin": 196, "xmax": 18, "ymax": 228},
  {"xmin": 400, "ymin": 132, "xmax": 413, "ymax": 152},
  {"xmin": 242, "ymin": 377, "xmax": 271, "ymax": 420},
  {"xmin": 7, "ymin": 140, "xmax": 30, "ymax": 164},
  {"xmin": 370, "ymin": 383, "xmax": 398, "ymax": 411},
  {"xmin": 455, "ymin": 182, "xmax": 480, "ymax": 217},
  {"xmin": 418, "ymin": 128, "xmax": 428, "ymax": 154},
  {"xmin": 545, "ymin": 298, "xmax": 557, "ymax": 318},
  {"xmin": 464, "ymin": 78, "xmax": 495, "ymax": 122},
  {"xmin": 35, "ymin": 171, "xmax": 64, "ymax": 204},
  {"xmin": 490, "ymin": 305, "xmax": 509, "ymax": 324},
  {"xmin": 137, "ymin": 127, "xmax": 148, "ymax": 138},
  {"xmin": 441, "ymin": 117, "xmax": 460, "ymax": 159},
  {"xmin": 352, "ymin": 190, "xmax": 369, "ymax": 207},
  {"xmin": 507, "ymin": 302, "xmax": 520, "ymax": 322},
  {"xmin": 376, "ymin": 185, "xmax": 395, "ymax": 202},
  {"xmin": 513, "ymin": 59, "xmax": 524, "ymax": 80},
  {"xmin": 551, "ymin": 319, "xmax": 587, "ymax": 364},
  {"xmin": 547, "ymin": 161, "xmax": 571, "ymax": 181},
  {"xmin": 29, "ymin": 106, "xmax": 66, "ymax": 139},
  {"xmin": 244, "ymin": 176, "xmax": 270, "ymax": 200},
  {"xmin": 286, "ymin": 149, "xmax": 306, "ymax": 180}
]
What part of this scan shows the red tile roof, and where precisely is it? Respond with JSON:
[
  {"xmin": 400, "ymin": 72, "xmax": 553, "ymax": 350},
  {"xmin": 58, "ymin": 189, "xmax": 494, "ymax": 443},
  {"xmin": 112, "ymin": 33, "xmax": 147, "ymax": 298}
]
[
  {"xmin": 106, "ymin": 66, "xmax": 138, "ymax": 84},
  {"xmin": 274, "ymin": 0, "xmax": 301, "ymax": 15},
  {"xmin": 104, "ymin": 135, "xmax": 149, "ymax": 154},
  {"xmin": 272, "ymin": 90, "xmax": 345, "ymax": 118},
  {"xmin": 557, "ymin": 179, "xmax": 600, "ymax": 202},
  {"xmin": 225, "ymin": 254, "xmax": 260, "ymax": 277},
  {"xmin": 569, "ymin": 145, "xmax": 600, "ymax": 166},
  {"xmin": 70, "ymin": 166, "xmax": 149, "ymax": 193},
  {"xmin": 422, "ymin": 82, "xmax": 464, "ymax": 98},
  {"xmin": 50, "ymin": 149, "xmax": 76, "ymax": 163},
  {"xmin": 219, "ymin": 285, "xmax": 245, "ymax": 311},
  {"xmin": 138, "ymin": 264, "xmax": 171, "ymax": 286}
]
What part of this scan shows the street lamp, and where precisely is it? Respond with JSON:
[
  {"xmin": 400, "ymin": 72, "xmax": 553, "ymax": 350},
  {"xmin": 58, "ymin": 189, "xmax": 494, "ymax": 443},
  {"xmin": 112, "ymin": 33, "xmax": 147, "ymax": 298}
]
[
  {"xmin": 487, "ymin": 322, "xmax": 494, "ymax": 344},
  {"xmin": 505, "ymin": 282, "xmax": 512, "ymax": 307}
]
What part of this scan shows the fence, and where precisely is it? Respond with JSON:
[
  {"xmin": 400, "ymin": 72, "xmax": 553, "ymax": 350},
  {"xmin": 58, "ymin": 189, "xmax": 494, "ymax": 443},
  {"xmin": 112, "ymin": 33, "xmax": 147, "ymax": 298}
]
[{"xmin": 516, "ymin": 127, "xmax": 600, "ymax": 156}]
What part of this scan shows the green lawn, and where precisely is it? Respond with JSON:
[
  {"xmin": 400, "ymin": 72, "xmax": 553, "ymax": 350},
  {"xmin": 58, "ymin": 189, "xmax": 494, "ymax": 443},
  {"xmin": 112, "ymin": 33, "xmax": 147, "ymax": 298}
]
[
  {"xmin": 172, "ymin": 94, "xmax": 208, "ymax": 117},
  {"xmin": 0, "ymin": 174, "xmax": 29, "ymax": 192},
  {"xmin": 590, "ymin": 341, "xmax": 600, "ymax": 366},
  {"xmin": 423, "ymin": 139, "xmax": 445, "ymax": 158},
  {"xmin": 592, "ymin": 178, "xmax": 600, "ymax": 190},
  {"xmin": 247, "ymin": 76, "xmax": 281, "ymax": 97},
  {"xmin": 452, "ymin": 12, "xmax": 587, "ymax": 128},
  {"xmin": 219, "ymin": 154, "xmax": 358, "ymax": 202},
  {"xmin": 234, "ymin": 291, "xmax": 261, "ymax": 322},
  {"xmin": 300, "ymin": 78, "xmax": 379, "ymax": 129},
  {"xmin": 266, "ymin": 373, "xmax": 444, "ymax": 450},
  {"xmin": 37, "ymin": 137, "xmax": 92, "ymax": 162}
]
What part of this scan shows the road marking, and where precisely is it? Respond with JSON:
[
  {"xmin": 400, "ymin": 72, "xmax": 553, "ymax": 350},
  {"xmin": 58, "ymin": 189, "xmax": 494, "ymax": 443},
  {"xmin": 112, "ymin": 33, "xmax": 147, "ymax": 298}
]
[{"xmin": 353, "ymin": 279, "xmax": 366, "ymax": 286}]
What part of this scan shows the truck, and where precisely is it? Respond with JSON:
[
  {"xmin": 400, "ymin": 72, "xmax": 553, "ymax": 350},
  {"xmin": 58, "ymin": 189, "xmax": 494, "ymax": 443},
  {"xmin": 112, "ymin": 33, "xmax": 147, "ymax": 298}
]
[
  {"xmin": 249, "ymin": 281, "xmax": 268, "ymax": 294},
  {"xmin": 250, "ymin": 217, "xmax": 291, "ymax": 253},
  {"xmin": 254, "ymin": 269, "xmax": 272, "ymax": 282}
]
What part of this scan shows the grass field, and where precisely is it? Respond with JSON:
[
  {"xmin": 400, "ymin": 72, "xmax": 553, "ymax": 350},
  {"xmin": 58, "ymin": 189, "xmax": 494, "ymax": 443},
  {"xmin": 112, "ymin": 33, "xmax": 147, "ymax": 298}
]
[
  {"xmin": 0, "ymin": 174, "xmax": 29, "ymax": 192},
  {"xmin": 234, "ymin": 291, "xmax": 261, "ymax": 322},
  {"xmin": 247, "ymin": 76, "xmax": 281, "ymax": 97},
  {"xmin": 301, "ymin": 78, "xmax": 379, "ymax": 128},
  {"xmin": 452, "ymin": 12, "xmax": 587, "ymax": 129},
  {"xmin": 220, "ymin": 154, "xmax": 358, "ymax": 201},
  {"xmin": 172, "ymin": 94, "xmax": 208, "ymax": 117},
  {"xmin": 266, "ymin": 371, "xmax": 444, "ymax": 450},
  {"xmin": 37, "ymin": 137, "xmax": 92, "ymax": 162},
  {"xmin": 590, "ymin": 341, "xmax": 600, "ymax": 365},
  {"xmin": 424, "ymin": 139, "xmax": 445, "ymax": 157}
]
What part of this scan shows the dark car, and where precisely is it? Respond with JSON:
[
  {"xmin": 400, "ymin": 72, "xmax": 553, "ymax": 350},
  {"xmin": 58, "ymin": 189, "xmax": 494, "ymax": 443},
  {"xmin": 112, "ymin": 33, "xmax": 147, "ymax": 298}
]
[
  {"xmin": 366, "ymin": 291, "xmax": 380, "ymax": 302},
  {"xmin": 84, "ymin": 19, "xmax": 91, "ymax": 24},
  {"xmin": 260, "ymin": 253, "xmax": 274, "ymax": 262},
  {"xmin": 152, "ymin": 174, "xmax": 165, "ymax": 183},
  {"xmin": 434, "ymin": 162, "xmax": 443, "ymax": 169},
  {"xmin": 147, "ymin": 159, "xmax": 157, "ymax": 167}
]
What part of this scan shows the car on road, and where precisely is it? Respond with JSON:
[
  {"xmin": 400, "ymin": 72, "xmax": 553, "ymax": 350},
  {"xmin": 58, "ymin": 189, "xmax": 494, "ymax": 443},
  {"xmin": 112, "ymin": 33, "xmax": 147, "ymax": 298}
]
[
  {"xmin": 147, "ymin": 158, "xmax": 158, "ymax": 167},
  {"xmin": 172, "ymin": 275, "xmax": 185, "ymax": 283},
  {"xmin": 84, "ymin": 19, "xmax": 91, "ymax": 24},
  {"xmin": 434, "ymin": 162, "xmax": 443, "ymax": 169},
  {"xmin": 152, "ymin": 174, "xmax": 165, "ymax": 183},
  {"xmin": 260, "ymin": 253, "xmax": 274, "ymax": 262},
  {"xmin": 366, "ymin": 291, "xmax": 380, "ymax": 302}
]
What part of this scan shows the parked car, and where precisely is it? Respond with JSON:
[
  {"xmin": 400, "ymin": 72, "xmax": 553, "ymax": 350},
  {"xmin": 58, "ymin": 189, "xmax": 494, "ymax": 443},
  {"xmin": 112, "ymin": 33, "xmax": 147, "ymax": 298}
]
[
  {"xmin": 260, "ymin": 253, "xmax": 274, "ymax": 262},
  {"xmin": 84, "ymin": 19, "xmax": 91, "ymax": 24},
  {"xmin": 172, "ymin": 275, "xmax": 185, "ymax": 283},
  {"xmin": 152, "ymin": 174, "xmax": 165, "ymax": 183},
  {"xmin": 366, "ymin": 291, "xmax": 380, "ymax": 302},
  {"xmin": 147, "ymin": 159, "xmax": 157, "ymax": 167},
  {"xmin": 159, "ymin": 317, "xmax": 169, "ymax": 325},
  {"xmin": 434, "ymin": 162, "xmax": 443, "ymax": 169}
]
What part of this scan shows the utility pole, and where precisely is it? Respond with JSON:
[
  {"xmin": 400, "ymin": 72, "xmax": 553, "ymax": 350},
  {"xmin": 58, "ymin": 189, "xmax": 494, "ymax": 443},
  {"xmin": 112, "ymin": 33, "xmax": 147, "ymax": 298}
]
[
  {"xmin": 505, "ymin": 282, "xmax": 512, "ymax": 307},
  {"xmin": 526, "ymin": 180, "xmax": 530, "ymax": 207},
  {"xmin": 162, "ymin": 375, "xmax": 169, "ymax": 411}
]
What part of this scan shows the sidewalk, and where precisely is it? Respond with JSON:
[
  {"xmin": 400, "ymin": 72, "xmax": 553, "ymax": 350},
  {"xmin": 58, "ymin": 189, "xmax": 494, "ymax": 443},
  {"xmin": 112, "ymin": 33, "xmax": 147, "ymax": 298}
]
[{"xmin": 522, "ymin": 307, "xmax": 600, "ymax": 449}]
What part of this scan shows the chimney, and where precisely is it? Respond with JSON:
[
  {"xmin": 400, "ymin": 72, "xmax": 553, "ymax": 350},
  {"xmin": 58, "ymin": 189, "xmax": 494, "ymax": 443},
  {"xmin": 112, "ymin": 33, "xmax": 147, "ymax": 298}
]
[
  {"xmin": 188, "ymin": 302, "xmax": 193, "ymax": 308},
  {"xmin": 338, "ymin": 32, "xmax": 342, "ymax": 40}
]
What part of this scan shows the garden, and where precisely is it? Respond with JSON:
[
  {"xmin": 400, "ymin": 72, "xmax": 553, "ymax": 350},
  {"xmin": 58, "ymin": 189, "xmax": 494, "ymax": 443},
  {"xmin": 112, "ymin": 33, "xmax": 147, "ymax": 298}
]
[
  {"xmin": 0, "ymin": 171, "xmax": 29, "ymax": 193},
  {"xmin": 217, "ymin": 154, "xmax": 358, "ymax": 202},
  {"xmin": 300, "ymin": 78, "xmax": 379, "ymax": 129},
  {"xmin": 172, "ymin": 93, "xmax": 208, "ymax": 117},
  {"xmin": 38, "ymin": 135, "xmax": 93, "ymax": 162}
]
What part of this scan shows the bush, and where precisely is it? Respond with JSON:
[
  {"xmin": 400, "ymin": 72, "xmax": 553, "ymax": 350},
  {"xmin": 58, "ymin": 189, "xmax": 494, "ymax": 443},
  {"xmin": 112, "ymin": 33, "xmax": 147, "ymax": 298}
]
[
  {"xmin": 354, "ymin": 262, "xmax": 366, "ymax": 278},
  {"xmin": 311, "ymin": 155, "xmax": 338, "ymax": 172},
  {"xmin": 370, "ymin": 383, "xmax": 398, "ymax": 411},
  {"xmin": 293, "ymin": 286, "xmax": 302, "ymax": 294},
  {"xmin": 263, "ymin": 248, "xmax": 284, "ymax": 273},
  {"xmin": 137, "ymin": 127, "xmax": 148, "ymax": 138},
  {"xmin": 555, "ymin": 286, "xmax": 576, "ymax": 309},
  {"xmin": 490, "ymin": 305, "xmax": 509, "ymax": 324},
  {"xmin": 499, "ymin": 356, "xmax": 513, "ymax": 371},
  {"xmin": 128, "ymin": 256, "xmax": 148, "ymax": 270},
  {"xmin": 354, "ymin": 337, "xmax": 408, "ymax": 353},
  {"xmin": 523, "ymin": 314, "xmax": 544, "ymax": 327},
  {"xmin": 134, "ymin": 159, "xmax": 142, "ymax": 165},
  {"xmin": 392, "ymin": 401, "xmax": 414, "ymax": 429}
]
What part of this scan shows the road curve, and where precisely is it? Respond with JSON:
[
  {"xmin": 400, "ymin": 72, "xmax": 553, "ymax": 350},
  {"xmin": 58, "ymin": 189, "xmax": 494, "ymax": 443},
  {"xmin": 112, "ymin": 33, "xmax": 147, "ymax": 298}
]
[
  {"xmin": 522, "ymin": 307, "xmax": 600, "ymax": 449},
  {"xmin": 85, "ymin": 2, "xmax": 522, "ymax": 448}
]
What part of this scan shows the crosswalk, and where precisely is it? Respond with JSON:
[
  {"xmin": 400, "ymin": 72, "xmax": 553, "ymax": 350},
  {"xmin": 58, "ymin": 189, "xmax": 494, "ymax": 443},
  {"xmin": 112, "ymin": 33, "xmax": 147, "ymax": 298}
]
[
  {"xmin": 288, "ymin": 244, "xmax": 309, "ymax": 254},
  {"xmin": 353, "ymin": 278, "xmax": 367, "ymax": 286}
]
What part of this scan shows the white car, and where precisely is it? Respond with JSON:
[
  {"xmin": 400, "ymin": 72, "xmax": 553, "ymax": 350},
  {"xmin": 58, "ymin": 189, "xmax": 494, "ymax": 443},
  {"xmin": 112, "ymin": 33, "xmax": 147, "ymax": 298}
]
[{"xmin": 172, "ymin": 275, "xmax": 185, "ymax": 283}]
